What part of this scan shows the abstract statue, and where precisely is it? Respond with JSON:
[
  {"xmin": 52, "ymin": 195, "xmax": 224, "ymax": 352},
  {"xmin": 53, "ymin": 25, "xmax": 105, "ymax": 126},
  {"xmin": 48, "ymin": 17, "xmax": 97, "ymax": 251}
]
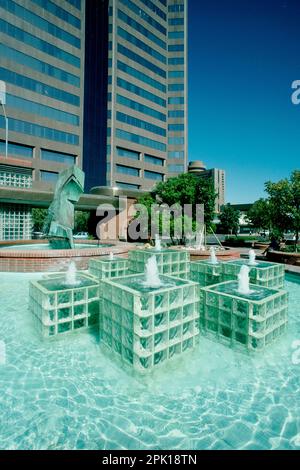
[{"xmin": 44, "ymin": 165, "xmax": 85, "ymax": 249}]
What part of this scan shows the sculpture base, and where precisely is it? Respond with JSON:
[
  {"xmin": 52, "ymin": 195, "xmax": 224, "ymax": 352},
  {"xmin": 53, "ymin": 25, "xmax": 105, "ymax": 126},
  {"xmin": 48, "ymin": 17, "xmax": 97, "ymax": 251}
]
[{"xmin": 49, "ymin": 237, "xmax": 73, "ymax": 250}]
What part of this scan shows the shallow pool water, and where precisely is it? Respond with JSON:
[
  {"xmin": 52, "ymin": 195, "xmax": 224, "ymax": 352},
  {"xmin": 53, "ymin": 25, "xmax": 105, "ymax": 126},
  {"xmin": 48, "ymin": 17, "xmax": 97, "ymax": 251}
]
[{"xmin": 0, "ymin": 272, "xmax": 299, "ymax": 450}]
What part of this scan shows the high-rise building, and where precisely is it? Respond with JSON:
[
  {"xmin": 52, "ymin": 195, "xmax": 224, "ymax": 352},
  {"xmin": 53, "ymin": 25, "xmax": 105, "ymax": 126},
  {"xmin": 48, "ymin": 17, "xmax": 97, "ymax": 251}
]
[
  {"xmin": 0, "ymin": 0, "xmax": 188, "ymax": 238},
  {"xmin": 100, "ymin": 0, "xmax": 188, "ymax": 192},
  {"xmin": 0, "ymin": 0, "xmax": 85, "ymax": 191},
  {"xmin": 188, "ymin": 161, "xmax": 226, "ymax": 213}
]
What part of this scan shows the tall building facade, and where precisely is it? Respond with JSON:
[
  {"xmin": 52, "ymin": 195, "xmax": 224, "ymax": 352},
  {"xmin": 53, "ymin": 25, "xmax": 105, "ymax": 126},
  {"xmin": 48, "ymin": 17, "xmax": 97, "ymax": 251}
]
[
  {"xmin": 188, "ymin": 161, "xmax": 226, "ymax": 213},
  {"xmin": 0, "ymin": 0, "xmax": 85, "ymax": 190},
  {"xmin": 0, "ymin": 0, "xmax": 188, "ymax": 238},
  {"xmin": 102, "ymin": 0, "xmax": 188, "ymax": 192}
]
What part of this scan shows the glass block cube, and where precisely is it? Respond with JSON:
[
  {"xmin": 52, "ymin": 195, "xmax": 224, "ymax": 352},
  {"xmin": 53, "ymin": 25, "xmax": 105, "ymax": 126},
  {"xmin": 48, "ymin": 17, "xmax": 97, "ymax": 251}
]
[
  {"xmin": 89, "ymin": 256, "xmax": 128, "ymax": 280},
  {"xmin": 222, "ymin": 260, "xmax": 285, "ymax": 289},
  {"xmin": 128, "ymin": 248, "xmax": 190, "ymax": 280},
  {"xmin": 99, "ymin": 274, "xmax": 199, "ymax": 373},
  {"xmin": 200, "ymin": 281, "xmax": 288, "ymax": 351},
  {"xmin": 29, "ymin": 274, "xmax": 100, "ymax": 338}
]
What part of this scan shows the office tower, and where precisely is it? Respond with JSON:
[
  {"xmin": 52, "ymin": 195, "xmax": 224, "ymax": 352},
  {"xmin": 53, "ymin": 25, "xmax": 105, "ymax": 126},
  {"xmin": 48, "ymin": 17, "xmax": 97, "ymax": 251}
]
[
  {"xmin": 0, "ymin": 0, "xmax": 85, "ymax": 190},
  {"xmin": 188, "ymin": 161, "xmax": 226, "ymax": 213},
  {"xmin": 98, "ymin": 0, "xmax": 188, "ymax": 192},
  {"xmin": 0, "ymin": 0, "xmax": 188, "ymax": 238}
]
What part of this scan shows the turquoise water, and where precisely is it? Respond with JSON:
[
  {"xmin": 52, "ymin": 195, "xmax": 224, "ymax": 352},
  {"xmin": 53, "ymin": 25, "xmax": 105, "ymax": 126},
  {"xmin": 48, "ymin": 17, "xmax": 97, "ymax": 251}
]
[
  {"xmin": 0, "ymin": 243, "xmax": 111, "ymax": 251},
  {"xmin": 0, "ymin": 272, "xmax": 299, "ymax": 450},
  {"xmin": 210, "ymin": 281, "xmax": 278, "ymax": 301}
]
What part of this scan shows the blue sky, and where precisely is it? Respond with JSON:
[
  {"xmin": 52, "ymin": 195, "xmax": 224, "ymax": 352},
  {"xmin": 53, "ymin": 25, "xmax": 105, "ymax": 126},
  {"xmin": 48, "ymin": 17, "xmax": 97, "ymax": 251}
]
[{"xmin": 188, "ymin": 0, "xmax": 300, "ymax": 203}]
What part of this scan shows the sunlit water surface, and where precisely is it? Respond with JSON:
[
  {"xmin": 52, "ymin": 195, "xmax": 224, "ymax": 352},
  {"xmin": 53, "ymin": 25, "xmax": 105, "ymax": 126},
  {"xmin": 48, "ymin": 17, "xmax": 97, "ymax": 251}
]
[{"xmin": 0, "ymin": 272, "xmax": 299, "ymax": 450}]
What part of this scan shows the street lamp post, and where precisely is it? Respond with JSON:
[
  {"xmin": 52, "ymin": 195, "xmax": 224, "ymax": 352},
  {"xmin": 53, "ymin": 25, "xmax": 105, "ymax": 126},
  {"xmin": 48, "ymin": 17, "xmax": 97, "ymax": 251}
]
[{"xmin": 0, "ymin": 80, "xmax": 8, "ymax": 158}]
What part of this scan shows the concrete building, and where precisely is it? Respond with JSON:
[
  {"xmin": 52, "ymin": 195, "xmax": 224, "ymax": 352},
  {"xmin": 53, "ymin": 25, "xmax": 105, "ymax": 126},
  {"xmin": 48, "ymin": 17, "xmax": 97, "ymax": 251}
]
[
  {"xmin": 103, "ymin": 0, "xmax": 188, "ymax": 192},
  {"xmin": 188, "ymin": 160, "xmax": 226, "ymax": 213},
  {"xmin": 0, "ymin": 0, "xmax": 188, "ymax": 239}
]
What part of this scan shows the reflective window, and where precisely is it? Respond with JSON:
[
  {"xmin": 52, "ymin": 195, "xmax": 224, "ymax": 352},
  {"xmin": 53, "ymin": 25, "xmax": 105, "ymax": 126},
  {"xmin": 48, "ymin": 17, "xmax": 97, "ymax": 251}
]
[
  {"xmin": 65, "ymin": 0, "xmax": 81, "ymax": 9},
  {"xmin": 168, "ymin": 110, "xmax": 184, "ymax": 118},
  {"xmin": 118, "ymin": 27, "xmax": 166, "ymax": 64},
  {"xmin": 116, "ymin": 164, "xmax": 139, "ymax": 177},
  {"xmin": 117, "ymin": 95, "xmax": 166, "ymax": 122},
  {"xmin": 116, "ymin": 129, "xmax": 166, "ymax": 152},
  {"xmin": 0, "ymin": 45, "xmax": 80, "ymax": 87},
  {"xmin": 144, "ymin": 170, "xmax": 164, "ymax": 181},
  {"xmin": 168, "ymin": 31, "xmax": 184, "ymax": 39},
  {"xmin": 168, "ymin": 96, "xmax": 185, "ymax": 104},
  {"xmin": 0, "ymin": 67, "xmax": 79, "ymax": 106},
  {"xmin": 118, "ymin": 45, "xmax": 166, "ymax": 79},
  {"xmin": 168, "ymin": 136, "xmax": 184, "ymax": 145},
  {"xmin": 117, "ymin": 61, "xmax": 166, "ymax": 93},
  {"xmin": 168, "ymin": 150, "xmax": 184, "ymax": 159},
  {"xmin": 144, "ymin": 155, "xmax": 164, "ymax": 166},
  {"xmin": 168, "ymin": 18, "xmax": 184, "ymax": 25},
  {"xmin": 117, "ymin": 147, "xmax": 140, "ymax": 161},
  {"xmin": 31, "ymin": 0, "xmax": 81, "ymax": 29},
  {"xmin": 168, "ymin": 44, "xmax": 184, "ymax": 52},
  {"xmin": 0, "ymin": 116, "xmax": 79, "ymax": 145},
  {"xmin": 168, "ymin": 4, "xmax": 184, "ymax": 12},
  {"xmin": 168, "ymin": 83, "xmax": 184, "ymax": 91},
  {"xmin": 118, "ymin": 9, "xmax": 166, "ymax": 50},
  {"xmin": 119, "ymin": 0, "xmax": 166, "ymax": 35},
  {"xmin": 168, "ymin": 123, "xmax": 184, "ymax": 131},
  {"xmin": 0, "ymin": 140, "xmax": 33, "ymax": 158},
  {"xmin": 40, "ymin": 170, "xmax": 59, "ymax": 183},
  {"xmin": 116, "ymin": 181, "xmax": 140, "ymax": 190},
  {"xmin": 117, "ymin": 112, "xmax": 166, "ymax": 137},
  {"xmin": 7, "ymin": 94, "xmax": 79, "ymax": 126},
  {"xmin": 0, "ymin": 19, "xmax": 80, "ymax": 68},
  {"xmin": 140, "ymin": 0, "xmax": 166, "ymax": 21},
  {"xmin": 117, "ymin": 77, "xmax": 166, "ymax": 107},
  {"xmin": 0, "ymin": 0, "xmax": 80, "ymax": 48},
  {"xmin": 168, "ymin": 57, "xmax": 184, "ymax": 65},
  {"xmin": 168, "ymin": 70, "xmax": 184, "ymax": 78},
  {"xmin": 41, "ymin": 149, "xmax": 76, "ymax": 165},
  {"xmin": 168, "ymin": 164, "xmax": 184, "ymax": 172}
]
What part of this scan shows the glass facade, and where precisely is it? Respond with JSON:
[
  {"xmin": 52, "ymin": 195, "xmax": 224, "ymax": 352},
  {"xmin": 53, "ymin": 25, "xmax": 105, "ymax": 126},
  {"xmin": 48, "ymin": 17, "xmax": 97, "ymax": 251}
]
[
  {"xmin": 116, "ymin": 112, "xmax": 166, "ymax": 137},
  {"xmin": 0, "ymin": 141, "xmax": 33, "ymax": 159},
  {"xmin": 144, "ymin": 170, "xmax": 164, "ymax": 181},
  {"xmin": 0, "ymin": 0, "xmax": 83, "ymax": 207},
  {"xmin": 144, "ymin": 155, "xmax": 165, "ymax": 166},
  {"xmin": 116, "ymin": 164, "xmax": 139, "ymax": 177},
  {"xmin": 116, "ymin": 129, "xmax": 166, "ymax": 152},
  {"xmin": 117, "ymin": 147, "xmax": 140, "ymax": 160},
  {"xmin": 41, "ymin": 149, "xmax": 76, "ymax": 165},
  {"xmin": 117, "ymin": 95, "xmax": 166, "ymax": 122}
]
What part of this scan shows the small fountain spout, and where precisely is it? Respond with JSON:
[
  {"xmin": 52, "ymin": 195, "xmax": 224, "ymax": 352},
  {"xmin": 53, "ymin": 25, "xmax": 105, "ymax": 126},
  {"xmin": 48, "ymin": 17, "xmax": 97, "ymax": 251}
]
[
  {"xmin": 65, "ymin": 261, "xmax": 80, "ymax": 286},
  {"xmin": 143, "ymin": 255, "xmax": 162, "ymax": 288},
  {"xmin": 209, "ymin": 246, "xmax": 219, "ymax": 265},
  {"xmin": 248, "ymin": 249, "xmax": 258, "ymax": 266},
  {"xmin": 109, "ymin": 252, "xmax": 114, "ymax": 261},
  {"xmin": 155, "ymin": 234, "xmax": 162, "ymax": 251},
  {"xmin": 237, "ymin": 265, "xmax": 252, "ymax": 295}
]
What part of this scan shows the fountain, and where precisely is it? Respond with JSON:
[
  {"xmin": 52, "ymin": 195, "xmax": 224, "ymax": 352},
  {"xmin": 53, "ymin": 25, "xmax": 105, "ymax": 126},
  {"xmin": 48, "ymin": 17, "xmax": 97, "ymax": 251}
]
[
  {"xmin": 209, "ymin": 247, "xmax": 219, "ymax": 265},
  {"xmin": 128, "ymin": 246, "xmax": 190, "ymax": 278},
  {"xmin": 109, "ymin": 252, "xmax": 114, "ymax": 261},
  {"xmin": 154, "ymin": 234, "xmax": 162, "ymax": 251},
  {"xmin": 222, "ymin": 258, "xmax": 285, "ymax": 289},
  {"xmin": 248, "ymin": 249, "xmax": 258, "ymax": 266},
  {"xmin": 143, "ymin": 256, "xmax": 162, "ymax": 288},
  {"xmin": 65, "ymin": 261, "xmax": 80, "ymax": 286},
  {"xmin": 237, "ymin": 265, "xmax": 252, "ymax": 295}
]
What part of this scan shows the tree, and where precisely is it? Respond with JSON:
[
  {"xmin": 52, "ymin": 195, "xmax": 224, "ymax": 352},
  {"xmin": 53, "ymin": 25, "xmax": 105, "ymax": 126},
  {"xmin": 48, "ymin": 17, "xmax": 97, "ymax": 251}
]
[
  {"xmin": 131, "ymin": 173, "xmax": 217, "ymax": 244},
  {"xmin": 248, "ymin": 198, "xmax": 271, "ymax": 232},
  {"xmin": 219, "ymin": 204, "xmax": 240, "ymax": 235},
  {"xmin": 265, "ymin": 170, "xmax": 300, "ymax": 244},
  {"xmin": 74, "ymin": 211, "xmax": 90, "ymax": 233},
  {"xmin": 31, "ymin": 208, "xmax": 47, "ymax": 232}
]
